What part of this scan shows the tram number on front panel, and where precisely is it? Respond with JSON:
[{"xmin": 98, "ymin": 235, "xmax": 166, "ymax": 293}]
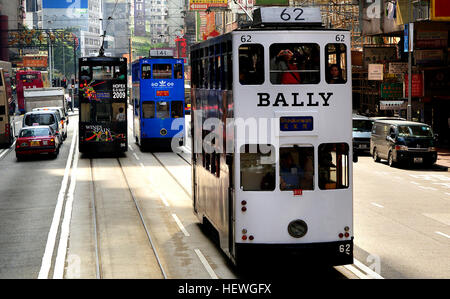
[
  {"xmin": 339, "ymin": 244, "xmax": 351, "ymax": 255},
  {"xmin": 241, "ymin": 35, "xmax": 252, "ymax": 43},
  {"xmin": 335, "ymin": 34, "xmax": 345, "ymax": 42}
]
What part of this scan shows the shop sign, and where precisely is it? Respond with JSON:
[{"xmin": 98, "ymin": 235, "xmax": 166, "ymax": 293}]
[
  {"xmin": 415, "ymin": 49, "xmax": 445, "ymax": 65},
  {"xmin": 404, "ymin": 73, "xmax": 424, "ymax": 98},
  {"xmin": 380, "ymin": 100, "xmax": 407, "ymax": 110},
  {"xmin": 363, "ymin": 46, "xmax": 397, "ymax": 68},
  {"xmin": 389, "ymin": 62, "xmax": 408, "ymax": 74},
  {"xmin": 416, "ymin": 30, "xmax": 448, "ymax": 48},
  {"xmin": 381, "ymin": 83, "xmax": 403, "ymax": 98},
  {"xmin": 368, "ymin": 64, "xmax": 384, "ymax": 81},
  {"xmin": 431, "ymin": 0, "xmax": 450, "ymax": 21}
]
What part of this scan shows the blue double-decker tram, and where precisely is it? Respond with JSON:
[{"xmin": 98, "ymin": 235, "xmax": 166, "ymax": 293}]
[{"xmin": 132, "ymin": 50, "xmax": 185, "ymax": 150}]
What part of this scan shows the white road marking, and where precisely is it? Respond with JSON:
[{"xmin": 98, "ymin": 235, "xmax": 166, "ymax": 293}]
[
  {"xmin": 435, "ymin": 231, "xmax": 450, "ymax": 239},
  {"xmin": 172, "ymin": 214, "xmax": 190, "ymax": 237},
  {"xmin": 0, "ymin": 140, "xmax": 15, "ymax": 160},
  {"xmin": 53, "ymin": 143, "xmax": 80, "ymax": 278},
  {"xmin": 133, "ymin": 152, "xmax": 140, "ymax": 161},
  {"xmin": 371, "ymin": 202, "xmax": 384, "ymax": 208},
  {"xmin": 38, "ymin": 128, "xmax": 77, "ymax": 279},
  {"xmin": 353, "ymin": 259, "xmax": 384, "ymax": 279},
  {"xmin": 410, "ymin": 181, "xmax": 420, "ymax": 185},
  {"xmin": 128, "ymin": 144, "xmax": 134, "ymax": 151},
  {"xmin": 194, "ymin": 249, "xmax": 218, "ymax": 279}
]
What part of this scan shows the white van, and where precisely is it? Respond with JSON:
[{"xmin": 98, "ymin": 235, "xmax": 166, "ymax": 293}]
[{"xmin": 352, "ymin": 114, "xmax": 373, "ymax": 153}]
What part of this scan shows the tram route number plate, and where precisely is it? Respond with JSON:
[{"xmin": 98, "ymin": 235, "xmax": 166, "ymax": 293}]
[
  {"xmin": 280, "ymin": 116, "xmax": 313, "ymax": 131},
  {"xmin": 254, "ymin": 7, "xmax": 322, "ymax": 25}
]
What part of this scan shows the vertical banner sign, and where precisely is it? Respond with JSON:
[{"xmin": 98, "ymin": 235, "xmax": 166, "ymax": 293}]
[{"xmin": 404, "ymin": 73, "xmax": 424, "ymax": 97}]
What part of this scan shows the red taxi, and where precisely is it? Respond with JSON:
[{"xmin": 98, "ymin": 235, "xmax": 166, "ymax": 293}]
[{"xmin": 15, "ymin": 126, "xmax": 60, "ymax": 160}]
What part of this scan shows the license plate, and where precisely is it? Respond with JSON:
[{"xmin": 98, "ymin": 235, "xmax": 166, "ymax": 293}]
[
  {"xmin": 414, "ymin": 157, "xmax": 423, "ymax": 163},
  {"xmin": 31, "ymin": 141, "xmax": 40, "ymax": 146},
  {"xmin": 359, "ymin": 144, "xmax": 367, "ymax": 149}
]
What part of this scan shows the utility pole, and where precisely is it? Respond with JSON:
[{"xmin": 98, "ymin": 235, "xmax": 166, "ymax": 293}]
[{"xmin": 407, "ymin": 2, "xmax": 413, "ymax": 121}]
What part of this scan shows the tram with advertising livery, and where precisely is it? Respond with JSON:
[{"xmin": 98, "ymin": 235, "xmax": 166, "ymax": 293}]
[
  {"xmin": 78, "ymin": 56, "xmax": 128, "ymax": 153},
  {"xmin": 132, "ymin": 49, "xmax": 185, "ymax": 150},
  {"xmin": 190, "ymin": 7, "xmax": 355, "ymax": 266}
]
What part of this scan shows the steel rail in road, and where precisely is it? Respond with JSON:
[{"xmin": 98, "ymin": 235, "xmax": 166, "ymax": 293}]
[{"xmin": 88, "ymin": 157, "xmax": 168, "ymax": 279}]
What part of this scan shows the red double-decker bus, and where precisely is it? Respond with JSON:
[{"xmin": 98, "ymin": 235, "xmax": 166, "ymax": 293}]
[{"xmin": 16, "ymin": 70, "xmax": 43, "ymax": 113}]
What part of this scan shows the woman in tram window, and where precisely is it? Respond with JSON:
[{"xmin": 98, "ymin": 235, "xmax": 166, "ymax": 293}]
[
  {"xmin": 278, "ymin": 49, "xmax": 301, "ymax": 84},
  {"xmin": 327, "ymin": 64, "xmax": 345, "ymax": 84}
]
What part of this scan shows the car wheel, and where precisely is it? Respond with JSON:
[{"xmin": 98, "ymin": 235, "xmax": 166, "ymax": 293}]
[
  {"xmin": 16, "ymin": 154, "xmax": 22, "ymax": 161},
  {"xmin": 373, "ymin": 148, "xmax": 380, "ymax": 162},
  {"xmin": 388, "ymin": 151, "xmax": 396, "ymax": 167}
]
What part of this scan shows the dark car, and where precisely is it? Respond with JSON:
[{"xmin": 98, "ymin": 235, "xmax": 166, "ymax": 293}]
[
  {"xmin": 370, "ymin": 120, "xmax": 437, "ymax": 167},
  {"xmin": 15, "ymin": 126, "xmax": 60, "ymax": 160}
]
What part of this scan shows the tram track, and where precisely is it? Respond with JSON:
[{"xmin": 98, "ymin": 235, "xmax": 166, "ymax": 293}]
[{"xmin": 88, "ymin": 156, "xmax": 168, "ymax": 279}]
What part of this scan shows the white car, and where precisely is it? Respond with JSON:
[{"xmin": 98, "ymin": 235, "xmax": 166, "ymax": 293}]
[{"xmin": 32, "ymin": 107, "xmax": 68, "ymax": 139}]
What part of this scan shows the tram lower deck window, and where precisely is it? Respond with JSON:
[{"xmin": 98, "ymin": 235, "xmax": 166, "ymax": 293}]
[
  {"xmin": 280, "ymin": 146, "xmax": 314, "ymax": 191},
  {"xmin": 318, "ymin": 143, "xmax": 349, "ymax": 190},
  {"xmin": 171, "ymin": 101, "xmax": 183, "ymax": 118},
  {"xmin": 142, "ymin": 101, "xmax": 155, "ymax": 118},
  {"xmin": 240, "ymin": 144, "xmax": 275, "ymax": 191}
]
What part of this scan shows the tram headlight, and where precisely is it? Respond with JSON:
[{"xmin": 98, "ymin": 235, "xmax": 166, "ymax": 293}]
[
  {"xmin": 288, "ymin": 220, "xmax": 308, "ymax": 238},
  {"xmin": 160, "ymin": 128, "xmax": 168, "ymax": 136}
]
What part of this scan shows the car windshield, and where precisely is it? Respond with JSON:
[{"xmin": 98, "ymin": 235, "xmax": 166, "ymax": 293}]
[
  {"xmin": 25, "ymin": 114, "xmax": 55, "ymax": 126},
  {"xmin": 398, "ymin": 125, "xmax": 433, "ymax": 137},
  {"xmin": 20, "ymin": 128, "xmax": 51, "ymax": 137},
  {"xmin": 353, "ymin": 120, "xmax": 373, "ymax": 132}
]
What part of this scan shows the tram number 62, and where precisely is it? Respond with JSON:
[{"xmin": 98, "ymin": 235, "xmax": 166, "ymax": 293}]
[
  {"xmin": 339, "ymin": 244, "xmax": 351, "ymax": 255},
  {"xmin": 335, "ymin": 34, "xmax": 345, "ymax": 42},
  {"xmin": 280, "ymin": 8, "xmax": 305, "ymax": 21}
]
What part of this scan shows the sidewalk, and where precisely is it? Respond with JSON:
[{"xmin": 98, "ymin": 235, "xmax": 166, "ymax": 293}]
[{"xmin": 436, "ymin": 148, "xmax": 450, "ymax": 170}]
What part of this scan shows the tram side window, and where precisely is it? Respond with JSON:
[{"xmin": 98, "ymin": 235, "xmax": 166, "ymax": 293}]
[
  {"xmin": 174, "ymin": 63, "xmax": 183, "ymax": 79},
  {"xmin": 269, "ymin": 43, "xmax": 320, "ymax": 85},
  {"xmin": 239, "ymin": 44, "xmax": 264, "ymax": 85},
  {"xmin": 280, "ymin": 146, "xmax": 314, "ymax": 191},
  {"xmin": 240, "ymin": 144, "xmax": 276, "ymax": 191},
  {"xmin": 156, "ymin": 101, "xmax": 170, "ymax": 118},
  {"xmin": 318, "ymin": 143, "xmax": 349, "ymax": 190},
  {"xmin": 153, "ymin": 64, "xmax": 172, "ymax": 79},
  {"xmin": 171, "ymin": 101, "xmax": 183, "ymax": 118},
  {"xmin": 325, "ymin": 44, "xmax": 347, "ymax": 84},
  {"xmin": 142, "ymin": 101, "xmax": 155, "ymax": 118},
  {"xmin": 142, "ymin": 64, "xmax": 151, "ymax": 79}
]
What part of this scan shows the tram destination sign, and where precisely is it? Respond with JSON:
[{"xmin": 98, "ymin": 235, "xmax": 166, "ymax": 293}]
[
  {"xmin": 280, "ymin": 116, "xmax": 313, "ymax": 131},
  {"xmin": 252, "ymin": 7, "xmax": 323, "ymax": 26}
]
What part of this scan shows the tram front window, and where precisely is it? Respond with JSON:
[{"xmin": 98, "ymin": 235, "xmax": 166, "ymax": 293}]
[
  {"xmin": 240, "ymin": 144, "xmax": 275, "ymax": 191},
  {"xmin": 326, "ymin": 43, "xmax": 347, "ymax": 84},
  {"xmin": 318, "ymin": 143, "xmax": 349, "ymax": 190},
  {"xmin": 157, "ymin": 101, "xmax": 170, "ymax": 118},
  {"xmin": 239, "ymin": 44, "xmax": 264, "ymax": 85},
  {"xmin": 270, "ymin": 43, "xmax": 320, "ymax": 85},
  {"xmin": 142, "ymin": 64, "xmax": 151, "ymax": 79},
  {"xmin": 153, "ymin": 64, "xmax": 172, "ymax": 79},
  {"xmin": 280, "ymin": 146, "xmax": 314, "ymax": 191}
]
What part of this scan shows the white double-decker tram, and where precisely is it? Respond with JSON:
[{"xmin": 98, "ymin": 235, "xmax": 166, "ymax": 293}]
[{"xmin": 190, "ymin": 7, "xmax": 354, "ymax": 267}]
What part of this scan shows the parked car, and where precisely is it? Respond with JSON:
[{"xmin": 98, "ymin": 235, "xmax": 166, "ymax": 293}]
[
  {"xmin": 15, "ymin": 125, "xmax": 60, "ymax": 160},
  {"xmin": 32, "ymin": 106, "xmax": 68, "ymax": 139},
  {"xmin": 22, "ymin": 110, "xmax": 63, "ymax": 144},
  {"xmin": 353, "ymin": 114, "xmax": 373, "ymax": 153},
  {"xmin": 370, "ymin": 119, "xmax": 437, "ymax": 167}
]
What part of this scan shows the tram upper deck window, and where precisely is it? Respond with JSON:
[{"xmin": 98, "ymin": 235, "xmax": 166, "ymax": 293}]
[
  {"xmin": 92, "ymin": 66, "xmax": 114, "ymax": 80},
  {"xmin": 239, "ymin": 44, "xmax": 264, "ymax": 85},
  {"xmin": 174, "ymin": 64, "xmax": 183, "ymax": 79},
  {"xmin": 153, "ymin": 64, "xmax": 172, "ymax": 79},
  {"xmin": 240, "ymin": 144, "xmax": 275, "ymax": 191},
  {"xmin": 318, "ymin": 143, "xmax": 349, "ymax": 190},
  {"xmin": 280, "ymin": 146, "xmax": 314, "ymax": 191},
  {"xmin": 142, "ymin": 101, "xmax": 155, "ymax": 118},
  {"xmin": 157, "ymin": 101, "xmax": 170, "ymax": 118},
  {"xmin": 142, "ymin": 64, "xmax": 151, "ymax": 79},
  {"xmin": 270, "ymin": 43, "xmax": 320, "ymax": 85},
  {"xmin": 325, "ymin": 44, "xmax": 347, "ymax": 84}
]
